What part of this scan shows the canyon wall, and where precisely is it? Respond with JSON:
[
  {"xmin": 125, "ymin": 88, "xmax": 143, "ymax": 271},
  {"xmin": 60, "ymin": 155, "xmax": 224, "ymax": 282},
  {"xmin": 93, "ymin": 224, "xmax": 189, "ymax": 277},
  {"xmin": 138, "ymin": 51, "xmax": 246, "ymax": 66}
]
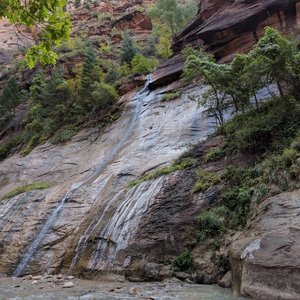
[{"xmin": 150, "ymin": 0, "xmax": 300, "ymax": 88}]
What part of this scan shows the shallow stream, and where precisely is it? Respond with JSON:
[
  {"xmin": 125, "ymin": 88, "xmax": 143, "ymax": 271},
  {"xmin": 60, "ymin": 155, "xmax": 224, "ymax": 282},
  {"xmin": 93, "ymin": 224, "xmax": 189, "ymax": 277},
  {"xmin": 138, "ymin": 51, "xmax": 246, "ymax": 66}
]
[{"xmin": 0, "ymin": 277, "xmax": 239, "ymax": 300}]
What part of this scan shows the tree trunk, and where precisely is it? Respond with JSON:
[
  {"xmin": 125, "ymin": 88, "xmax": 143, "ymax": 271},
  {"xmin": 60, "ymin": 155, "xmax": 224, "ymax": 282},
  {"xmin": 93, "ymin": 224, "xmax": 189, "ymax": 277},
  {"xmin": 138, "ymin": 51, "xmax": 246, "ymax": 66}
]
[
  {"xmin": 254, "ymin": 93, "xmax": 259, "ymax": 109},
  {"xmin": 277, "ymin": 81, "xmax": 285, "ymax": 98},
  {"xmin": 232, "ymin": 96, "xmax": 239, "ymax": 114}
]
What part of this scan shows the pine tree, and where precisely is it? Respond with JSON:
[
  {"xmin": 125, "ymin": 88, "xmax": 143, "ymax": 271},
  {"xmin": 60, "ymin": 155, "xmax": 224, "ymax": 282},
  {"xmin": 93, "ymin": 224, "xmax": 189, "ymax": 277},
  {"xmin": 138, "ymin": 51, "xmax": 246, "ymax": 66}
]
[
  {"xmin": 120, "ymin": 33, "xmax": 137, "ymax": 66},
  {"xmin": 81, "ymin": 47, "xmax": 97, "ymax": 93},
  {"xmin": 29, "ymin": 70, "xmax": 47, "ymax": 105},
  {"xmin": 0, "ymin": 77, "xmax": 23, "ymax": 130}
]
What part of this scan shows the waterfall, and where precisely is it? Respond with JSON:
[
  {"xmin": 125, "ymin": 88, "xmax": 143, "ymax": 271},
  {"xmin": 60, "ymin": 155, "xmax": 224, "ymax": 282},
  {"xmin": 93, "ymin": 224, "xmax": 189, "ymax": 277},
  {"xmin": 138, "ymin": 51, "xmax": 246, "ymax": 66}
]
[
  {"xmin": 13, "ymin": 191, "xmax": 72, "ymax": 277},
  {"xmin": 68, "ymin": 190, "xmax": 123, "ymax": 273},
  {"xmin": 13, "ymin": 76, "xmax": 152, "ymax": 277},
  {"xmin": 87, "ymin": 176, "xmax": 165, "ymax": 271}
]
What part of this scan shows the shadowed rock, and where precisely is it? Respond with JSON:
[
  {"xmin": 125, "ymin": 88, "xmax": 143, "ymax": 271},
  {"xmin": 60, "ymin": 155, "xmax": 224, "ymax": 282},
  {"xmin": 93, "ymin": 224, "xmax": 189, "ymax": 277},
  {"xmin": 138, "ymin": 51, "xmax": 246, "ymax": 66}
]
[{"xmin": 150, "ymin": 0, "xmax": 300, "ymax": 89}]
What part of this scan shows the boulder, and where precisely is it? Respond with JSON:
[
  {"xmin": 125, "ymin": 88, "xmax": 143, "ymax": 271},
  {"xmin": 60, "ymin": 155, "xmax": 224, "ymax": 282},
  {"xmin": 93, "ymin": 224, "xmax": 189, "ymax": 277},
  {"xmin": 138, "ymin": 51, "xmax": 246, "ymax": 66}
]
[
  {"xmin": 217, "ymin": 271, "xmax": 232, "ymax": 288},
  {"xmin": 230, "ymin": 190, "xmax": 300, "ymax": 299},
  {"xmin": 62, "ymin": 281, "xmax": 75, "ymax": 288}
]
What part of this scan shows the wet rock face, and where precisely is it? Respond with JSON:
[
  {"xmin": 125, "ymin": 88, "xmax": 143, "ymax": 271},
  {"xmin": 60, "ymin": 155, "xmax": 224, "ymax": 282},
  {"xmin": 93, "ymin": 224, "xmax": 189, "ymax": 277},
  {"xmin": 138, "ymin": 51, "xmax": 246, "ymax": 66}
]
[
  {"xmin": 0, "ymin": 84, "xmax": 215, "ymax": 277},
  {"xmin": 230, "ymin": 190, "xmax": 300, "ymax": 299},
  {"xmin": 151, "ymin": 0, "xmax": 300, "ymax": 88},
  {"xmin": 125, "ymin": 170, "xmax": 201, "ymax": 281}
]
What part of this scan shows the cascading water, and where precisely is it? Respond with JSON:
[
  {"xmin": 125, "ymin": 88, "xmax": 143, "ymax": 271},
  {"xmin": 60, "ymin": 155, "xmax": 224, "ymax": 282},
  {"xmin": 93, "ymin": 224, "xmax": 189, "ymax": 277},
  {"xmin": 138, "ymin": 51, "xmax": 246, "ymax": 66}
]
[
  {"xmin": 13, "ymin": 76, "xmax": 152, "ymax": 277},
  {"xmin": 68, "ymin": 75, "xmax": 154, "ymax": 272},
  {"xmin": 87, "ymin": 177, "xmax": 165, "ymax": 271},
  {"xmin": 13, "ymin": 191, "xmax": 72, "ymax": 277},
  {"xmin": 68, "ymin": 190, "xmax": 123, "ymax": 272}
]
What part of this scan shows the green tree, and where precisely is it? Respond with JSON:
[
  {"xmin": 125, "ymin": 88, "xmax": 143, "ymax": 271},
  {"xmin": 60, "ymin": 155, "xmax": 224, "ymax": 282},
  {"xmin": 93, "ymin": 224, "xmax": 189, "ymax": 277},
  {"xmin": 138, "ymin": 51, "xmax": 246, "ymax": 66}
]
[
  {"xmin": 221, "ymin": 55, "xmax": 252, "ymax": 113},
  {"xmin": 147, "ymin": 0, "xmax": 197, "ymax": 36},
  {"xmin": 28, "ymin": 70, "xmax": 47, "ymax": 105},
  {"xmin": 26, "ymin": 68, "xmax": 70, "ymax": 137},
  {"xmin": 0, "ymin": 77, "xmax": 24, "ymax": 131},
  {"xmin": 120, "ymin": 33, "xmax": 137, "ymax": 66},
  {"xmin": 154, "ymin": 24, "xmax": 173, "ymax": 58},
  {"xmin": 249, "ymin": 27, "xmax": 298, "ymax": 98},
  {"xmin": 184, "ymin": 48, "xmax": 230, "ymax": 125},
  {"xmin": 184, "ymin": 51, "xmax": 253, "ymax": 121},
  {"xmin": 148, "ymin": 0, "xmax": 197, "ymax": 58},
  {"xmin": 83, "ymin": 0, "xmax": 92, "ymax": 9},
  {"xmin": 81, "ymin": 48, "xmax": 97, "ymax": 92},
  {"xmin": 91, "ymin": 82, "xmax": 119, "ymax": 112},
  {"xmin": 131, "ymin": 54, "xmax": 157, "ymax": 75},
  {"xmin": 0, "ymin": 0, "xmax": 71, "ymax": 68},
  {"xmin": 183, "ymin": 27, "xmax": 300, "ymax": 127}
]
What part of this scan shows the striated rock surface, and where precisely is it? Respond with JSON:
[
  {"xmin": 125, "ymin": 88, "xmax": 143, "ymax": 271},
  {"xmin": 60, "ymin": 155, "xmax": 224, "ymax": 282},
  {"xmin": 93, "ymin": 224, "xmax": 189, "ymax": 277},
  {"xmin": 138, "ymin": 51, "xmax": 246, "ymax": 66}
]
[
  {"xmin": 124, "ymin": 169, "xmax": 201, "ymax": 281},
  {"xmin": 0, "ymin": 83, "xmax": 216, "ymax": 277},
  {"xmin": 230, "ymin": 190, "xmax": 300, "ymax": 299},
  {"xmin": 150, "ymin": 0, "xmax": 300, "ymax": 88}
]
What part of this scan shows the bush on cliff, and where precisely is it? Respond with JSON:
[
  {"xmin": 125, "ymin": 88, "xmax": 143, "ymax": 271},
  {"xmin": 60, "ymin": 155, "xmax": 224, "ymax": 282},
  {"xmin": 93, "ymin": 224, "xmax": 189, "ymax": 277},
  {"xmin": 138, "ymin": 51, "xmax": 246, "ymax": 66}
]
[
  {"xmin": 184, "ymin": 28, "xmax": 300, "ymax": 243},
  {"xmin": 183, "ymin": 27, "xmax": 300, "ymax": 126},
  {"xmin": 1, "ymin": 48, "xmax": 120, "ymax": 159},
  {"xmin": 172, "ymin": 249, "xmax": 194, "ymax": 272},
  {"xmin": 147, "ymin": 0, "xmax": 198, "ymax": 58}
]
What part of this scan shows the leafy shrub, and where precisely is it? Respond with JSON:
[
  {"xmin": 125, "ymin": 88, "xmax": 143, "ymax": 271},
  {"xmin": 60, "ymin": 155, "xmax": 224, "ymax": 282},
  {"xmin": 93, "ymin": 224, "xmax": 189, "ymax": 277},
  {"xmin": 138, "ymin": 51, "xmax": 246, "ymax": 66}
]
[
  {"xmin": 172, "ymin": 250, "xmax": 194, "ymax": 272},
  {"xmin": 197, "ymin": 206, "xmax": 229, "ymax": 240},
  {"xmin": 193, "ymin": 168, "xmax": 221, "ymax": 193},
  {"xmin": 131, "ymin": 54, "xmax": 157, "ymax": 75},
  {"xmin": 204, "ymin": 148, "xmax": 225, "ymax": 162},
  {"xmin": 161, "ymin": 91, "xmax": 181, "ymax": 102},
  {"xmin": 291, "ymin": 136, "xmax": 300, "ymax": 151},
  {"xmin": 99, "ymin": 42, "xmax": 111, "ymax": 54},
  {"xmin": 222, "ymin": 186, "xmax": 253, "ymax": 228},
  {"xmin": 91, "ymin": 81, "xmax": 119, "ymax": 111},
  {"xmin": 51, "ymin": 127, "xmax": 77, "ymax": 144},
  {"xmin": 0, "ymin": 133, "xmax": 23, "ymax": 161},
  {"xmin": 21, "ymin": 134, "xmax": 41, "ymax": 156},
  {"xmin": 120, "ymin": 33, "xmax": 137, "ymax": 65},
  {"xmin": 221, "ymin": 97, "xmax": 300, "ymax": 155},
  {"xmin": 281, "ymin": 148, "xmax": 299, "ymax": 166}
]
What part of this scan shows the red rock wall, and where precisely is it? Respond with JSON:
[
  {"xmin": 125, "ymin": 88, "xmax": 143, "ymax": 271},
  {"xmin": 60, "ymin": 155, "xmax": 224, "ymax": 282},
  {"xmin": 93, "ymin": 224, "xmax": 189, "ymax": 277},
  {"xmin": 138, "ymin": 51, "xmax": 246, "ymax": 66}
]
[
  {"xmin": 150, "ymin": 0, "xmax": 300, "ymax": 88},
  {"xmin": 174, "ymin": 0, "xmax": 300, "ymax": 60}
]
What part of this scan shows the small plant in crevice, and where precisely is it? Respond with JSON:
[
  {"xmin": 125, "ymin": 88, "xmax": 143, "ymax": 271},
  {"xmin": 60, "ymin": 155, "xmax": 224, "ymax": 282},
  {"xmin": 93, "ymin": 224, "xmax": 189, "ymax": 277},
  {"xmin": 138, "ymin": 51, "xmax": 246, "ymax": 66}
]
[
  {"xmin": 172, "ymin": 249, "xmax": 194, "ymax": 272},
  {"xmin": 0, "ymin": 182, "xmax": 51, "ymax": 201},
  {"xmin": 161, "ymin": 91, "xmax": 182, "ymax": 102},
  {"xmin": 128, "ymin": 157, "xmax": 197, "ymax": 187}
]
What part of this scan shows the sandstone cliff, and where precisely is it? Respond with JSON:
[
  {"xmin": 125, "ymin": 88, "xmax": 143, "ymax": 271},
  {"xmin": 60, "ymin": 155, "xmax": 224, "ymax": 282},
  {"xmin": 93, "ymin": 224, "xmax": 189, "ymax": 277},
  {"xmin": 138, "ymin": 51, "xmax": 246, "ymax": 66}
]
[
  {"xmin": 1, "ymin": 1, "xmax": 300, "ymax": 299},
  {"xmin": 230, "ymin": 190, "xmax": 300, "ymax": 299},
  {"xmin": 150, "ymin": 0, "xmax": 300, "ymax": 88}
]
